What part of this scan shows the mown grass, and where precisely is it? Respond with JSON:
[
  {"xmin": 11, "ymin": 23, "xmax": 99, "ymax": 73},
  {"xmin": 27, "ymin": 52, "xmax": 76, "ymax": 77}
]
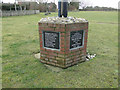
[{"xmin": 2, "ymin": 11, "xmax": 118, "ymax": 88}]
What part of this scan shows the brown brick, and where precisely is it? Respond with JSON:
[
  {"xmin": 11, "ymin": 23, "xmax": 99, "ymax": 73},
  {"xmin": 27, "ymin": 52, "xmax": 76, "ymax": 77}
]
[
  {"xmin": 57, "ymin": 59, "xmax": 64, "ymax": 65},
  {"xmin": 56, "ymin": 64, "xmax": 61, "ymax": 67},
  {"xmin": 40, "ymin": 60, "xmax": 46, "ymax": 63},
  {"xmin": 49, "ymin": 59, "xmax": 54, "ymax": 62},
  {"xmin": 71, "ymin": 61, "xmax": 77, "ymax": 65},
  {"xmin": 61, "ymin": 48, "xmax": 65, "ymax": 52},
  {"xmin": 75, "ymin": 55, "xmax": 80, "ymax": 59},
  {"xmin": 47, "ymin": 55, "xmax": 55, "ymax": 59},
  {"xmin": 41, "ymin": 51, "xmax": 48, "ymax": 55},
  {"xmin": 59, "ymin": 51, "xmax": 65, "ymax": 55},
  {"xmin": 61, "ymin": 44, "xmax": 65, "ymax": 48},
  {"xmin": 61, "ymin": 40, "xmax": 65, "ymax": 44},
  {"xmin": 39, "ymin": 30, "xmax": 42, "ymax": 34},
  {"xmin": 40, "ymin": 56, "xmax": 44, "ymax": 60},
  {"xmin": 49, "ymin": 52, "xmax": 58, "ymax": 56},
  {"xmin": 66, "ymin": 64, "xmax": 72, "ymax": 67},
  {"xmin": 39, "ymin": 37, "xmax": 42, "ymax": 41},
  {"xmin": 48, "ymin": 23, "xmax": 53, "ymax": 27},
  {"xmin": 52, "ymin": 60, "xmax": 57, "ymax": 63},
  {"xmin": 50, "ymin": 62, "xmax": 56, "ymax": 66},
  {"xmin": 61, "ymin": 33, "xmax": 65, "ymax": 36},
  {"xmin": 45, "ymin": 58, "xmax": 49, "ymax": 61},
  {"xmin": 41, "ymin": 54, "xmax": 45, "ymax": 57},
  {"xmin": 40, "ymin": 42, "xmax": 43, "ymax": 46},
  {"xmin": 45, "ymin": 49, "xmax": 53, "ymax": 52},
  {"xmin": 40, "ymin": 41, "xmax": 42, "ymax": 45},
  {"xmin": 47, "ymin": 28, "xmax": 55, "ymax": 31},
  {"xmin": 53, "ymin": 50, "xmax": 60, "ymax": 54},
  {"xmin": 66, "ymin": 58, "xmax": 71, "ymax": 61},
  {"xmin": 61, "ymin": 24, "xmax": 66, "ymax": 28},
  {"xmin": 47, "ymin": 61, "xmax": 55, "ymax": 65},
  {"xmin": 55, "ymin": 28, "xmax": 65, "ymax": 32},
  {"xmin": 56, "ymin": 57, "xmax": 62, "ymax": 61},
  {"xmin": 40, "ymin": 48, "xmax": 46, "ymax": 51},
  {"xmin": 75, "ymin": 57, "xmax": 81, "ymax": 61},
  {"xmin": 66, "ymin": 60, "xmax": 73, "ymax": 64},
  {"xmin": 64, "ymin": 54, "xmax": 70, "ymax": 58}
]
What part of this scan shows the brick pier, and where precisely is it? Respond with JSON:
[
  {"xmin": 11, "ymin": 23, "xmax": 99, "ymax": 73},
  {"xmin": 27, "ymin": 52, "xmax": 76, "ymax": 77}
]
[{"xmin": 38, "ymin": 18, "xmax": 88, "ymax": 68}]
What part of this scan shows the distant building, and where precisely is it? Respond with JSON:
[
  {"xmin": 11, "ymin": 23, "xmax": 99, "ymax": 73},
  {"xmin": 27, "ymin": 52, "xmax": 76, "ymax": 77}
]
[
  {"xmin": 18, "ymin": 2, "xmax": 39, "ymax": 10},
  {"xmin": 2, "ymin": 2, "xmax": 56, "ymax": 12}
]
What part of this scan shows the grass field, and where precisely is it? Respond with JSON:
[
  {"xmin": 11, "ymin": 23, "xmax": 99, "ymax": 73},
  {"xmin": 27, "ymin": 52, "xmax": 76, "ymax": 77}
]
[{"xmin": 2, "ymin": 11, "xmax": 118, "ymax": 88}]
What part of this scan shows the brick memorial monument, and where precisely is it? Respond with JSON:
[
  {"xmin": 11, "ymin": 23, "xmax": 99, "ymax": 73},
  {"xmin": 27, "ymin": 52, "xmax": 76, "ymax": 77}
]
[{"xmin": 38, "ymin": 0, "xmax": 89, "ymax": 68}]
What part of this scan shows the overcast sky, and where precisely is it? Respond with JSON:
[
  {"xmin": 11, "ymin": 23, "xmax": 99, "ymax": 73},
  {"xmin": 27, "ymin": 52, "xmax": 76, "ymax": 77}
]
[{"xmin": 1, "ymin": 0, "xmax": 119, "ymax": 9}]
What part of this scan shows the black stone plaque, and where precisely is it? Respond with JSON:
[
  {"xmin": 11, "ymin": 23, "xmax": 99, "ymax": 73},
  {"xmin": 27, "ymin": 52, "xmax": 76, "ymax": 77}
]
[
  {"xmin": 43, "ymin": 31, "xmax": 60, "ymax": 49},
  {"xmin": 70, "ymin": 30, "xmax": 84, "ymax": 49}
]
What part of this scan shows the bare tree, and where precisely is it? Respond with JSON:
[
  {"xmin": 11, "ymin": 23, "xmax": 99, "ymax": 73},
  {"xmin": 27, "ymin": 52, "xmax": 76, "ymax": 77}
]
[
  {"xmin": 37, "ymin": 0, "xmax": 48, "ymax": 3},
  {"xmin": 79, "ymin": 0, "xmax": 91, "ymax": 9},
  {"xmin": 79, "ymin": 2, "xmax": 87, "ymax": 9}
]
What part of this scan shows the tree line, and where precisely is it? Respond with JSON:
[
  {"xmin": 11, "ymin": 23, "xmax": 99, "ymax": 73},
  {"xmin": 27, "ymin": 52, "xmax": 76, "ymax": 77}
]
[
  {"xmin": 2, "ymin": 2, "xmax": 117, "ymax": 12},
  {"xmin": 2, "ymin": 2, "xmax": 57, "ymax": 12},
  {"xmin": 82, "ymin": 6, "xmax": 117, "ymax": 11}
]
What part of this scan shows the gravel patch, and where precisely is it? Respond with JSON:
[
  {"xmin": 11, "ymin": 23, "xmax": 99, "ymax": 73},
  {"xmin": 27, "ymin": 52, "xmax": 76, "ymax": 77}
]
[{"xmin": 39, "ymin": 16, "xmax": 88, "ymax": 24}]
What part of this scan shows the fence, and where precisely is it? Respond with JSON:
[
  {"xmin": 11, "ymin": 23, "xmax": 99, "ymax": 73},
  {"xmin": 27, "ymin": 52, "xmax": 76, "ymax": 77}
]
[{"xmin": 0, "ymin": 10, "xmax": 40, "ymax": 17}]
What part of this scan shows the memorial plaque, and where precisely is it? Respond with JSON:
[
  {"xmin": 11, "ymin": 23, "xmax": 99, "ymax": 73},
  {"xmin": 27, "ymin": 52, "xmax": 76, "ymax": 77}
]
[
  {"xmin": 70, "ymin": 30, "xmax": 84, "ymax": 49},
  {"xmin": 43, "ymin": 31, "xmax": 60, "ymax": 49}
]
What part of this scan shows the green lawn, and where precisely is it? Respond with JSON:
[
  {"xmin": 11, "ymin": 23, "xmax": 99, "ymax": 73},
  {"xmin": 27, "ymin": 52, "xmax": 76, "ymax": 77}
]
[{"xmin": 2, "ymin": 11, "xmax": 118, "ymax": 88}]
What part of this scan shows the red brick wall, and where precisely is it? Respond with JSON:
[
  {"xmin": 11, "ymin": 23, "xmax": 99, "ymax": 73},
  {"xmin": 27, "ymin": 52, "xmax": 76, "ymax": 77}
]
[{"xmin": 38, "ymin": 22, "xmax": 88, "ymax": 68}]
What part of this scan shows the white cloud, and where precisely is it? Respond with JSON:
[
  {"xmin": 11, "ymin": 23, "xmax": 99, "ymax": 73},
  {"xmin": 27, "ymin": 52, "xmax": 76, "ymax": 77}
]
[
  {"xmin": 91, "ymin": 0, "xmax": 119, "ymax": 9},
  {"xmin": 2, "ymin": 0, "xmax": 119, "ymax": 9}
]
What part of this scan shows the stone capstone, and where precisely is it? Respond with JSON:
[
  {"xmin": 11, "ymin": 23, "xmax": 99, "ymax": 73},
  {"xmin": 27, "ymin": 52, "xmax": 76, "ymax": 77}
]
[{"xmin": 39, "ymin": 16, "xmax": 88, "ymax": 24}]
